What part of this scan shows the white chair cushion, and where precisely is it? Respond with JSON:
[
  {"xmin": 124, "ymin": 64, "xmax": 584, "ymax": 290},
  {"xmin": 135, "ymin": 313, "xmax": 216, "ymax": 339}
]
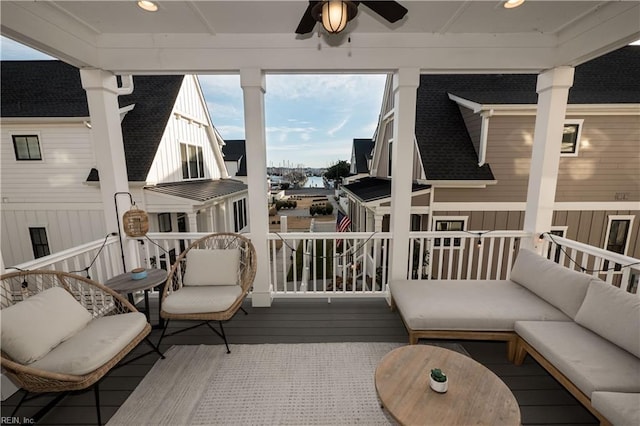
[
  {"xmin": 510, "ymin": 248, "xmax": 593, "ymax": 319},
  {"xmin": 30, "ymin": 312, "xmax": 147, "ymax": 376},
  {"xmin": 1, "ymin": 287, "xmax": 92, "ymax": 364},
  {"xmin": 575, "ymin": 279, "xmax": 640, "ymax": 358},
  {"xmin": 163, "ymin": 285, "xmax": 242, "ymax": 314},
  {"xmin": 183, "ymin": 249, "xmax": 240, "ymax": 286},
  {"xmin": 591, "ymin": 392, "xmax": 640, "ymax": 426}
]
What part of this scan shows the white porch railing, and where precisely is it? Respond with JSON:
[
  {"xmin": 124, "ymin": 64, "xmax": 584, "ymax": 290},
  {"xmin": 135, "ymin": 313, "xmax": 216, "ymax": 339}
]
[
  {"xmin": 542, "ymin": 234, "xmax": 639, "ymax": 293},
  {"xmin": 4, "ymin": 235, "xmax": 123, "ymax": 283},
  {"xmin": 408, "ymin": 231, "xmax": 529, "ymax": 280},
  {"xmin": 5, "ymin": 231, "xmax": 638, "ymax": 296},
  {"xmin": 268, "ymin": 231, "xmax": 391, "ymax": 298}
]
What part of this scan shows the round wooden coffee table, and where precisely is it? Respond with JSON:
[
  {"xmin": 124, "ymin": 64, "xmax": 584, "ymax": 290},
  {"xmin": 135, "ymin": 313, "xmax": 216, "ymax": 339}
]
[{"xmin": 375, "ymin": 345, "xmax": 520, "ymax": 425}]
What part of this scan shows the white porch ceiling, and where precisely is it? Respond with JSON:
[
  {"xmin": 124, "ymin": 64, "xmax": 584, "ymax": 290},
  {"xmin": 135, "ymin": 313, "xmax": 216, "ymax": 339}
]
[{"xmin": 1, "ymin": 1, "xmax": 639, "ymax": 74}]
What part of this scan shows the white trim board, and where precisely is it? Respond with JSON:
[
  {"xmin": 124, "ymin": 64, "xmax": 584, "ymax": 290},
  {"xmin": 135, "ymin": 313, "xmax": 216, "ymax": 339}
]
[{"xmin": 432, "ymin": 202, "xmax": 640, "ymax": 211}]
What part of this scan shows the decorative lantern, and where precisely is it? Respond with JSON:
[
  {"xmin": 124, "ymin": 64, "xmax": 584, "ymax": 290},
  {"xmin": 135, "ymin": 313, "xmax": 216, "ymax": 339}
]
[{"xmin": 122, "ymin": 204, "xmax": 149, "ymax": 237}]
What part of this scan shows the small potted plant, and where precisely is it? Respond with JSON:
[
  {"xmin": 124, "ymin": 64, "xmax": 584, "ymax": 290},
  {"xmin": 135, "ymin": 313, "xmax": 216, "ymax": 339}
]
[{"xmin": 430, "ymin": 368, "xmax": 448, "ymax": 393}]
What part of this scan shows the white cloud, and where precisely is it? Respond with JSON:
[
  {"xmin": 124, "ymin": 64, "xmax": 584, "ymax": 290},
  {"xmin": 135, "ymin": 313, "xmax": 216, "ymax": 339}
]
[
  {"xmin": 1, "ymin": 37, "xmax": 53, "ymax": 60},
  {"xmin": 198, "ymin": 75, "xmax": 241, "ymax": 97},
  {"xmin": 207, "ymin": 101, "xmax": 242, "ymax": 121},
  {"xmin": 266, "ymin": 74, "xmax": 387, "ymax": 103},
  {"xmin": 215, "ymin": 125, "xmax": 245, "ymax": 139}
]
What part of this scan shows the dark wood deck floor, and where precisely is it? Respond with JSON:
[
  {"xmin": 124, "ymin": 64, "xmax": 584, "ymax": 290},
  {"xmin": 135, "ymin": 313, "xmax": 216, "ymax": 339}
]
[{"xmin": 1, "ymin": 297, "xmax": 598, "ymax": 426}]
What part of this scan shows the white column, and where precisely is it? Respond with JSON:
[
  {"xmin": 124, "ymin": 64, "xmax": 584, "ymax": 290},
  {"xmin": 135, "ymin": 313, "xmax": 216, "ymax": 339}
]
[
  {"xmin": 187, "ymin": 212, "xmax": 198, "ymax": 232},
  {"xmin": 389, "ymin": 68, "xmax": 420, "ymax": 281},
  {"xmin": 240, "ymin": 68, "xmax": 272, "ymax": 307},
  {"xmin": 523, "ymin": 67, "xmax": 575, "ymax": 252},
  {"xmin": 80, "ymin": 69, "xmax": 137, "ymax": 271}
]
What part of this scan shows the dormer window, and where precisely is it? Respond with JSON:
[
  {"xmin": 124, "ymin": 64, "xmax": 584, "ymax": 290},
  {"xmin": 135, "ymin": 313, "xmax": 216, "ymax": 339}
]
[
  {"xmin": 561, "ymin": 120, "xmax": 583, "ymax": 156},
  {"xmin": 12, "ymin": 135, "xmax": 42, "ymax": 160},
  {"xmin": 180, "ymin": 143, "xmax": 205, "ymax": 180}
]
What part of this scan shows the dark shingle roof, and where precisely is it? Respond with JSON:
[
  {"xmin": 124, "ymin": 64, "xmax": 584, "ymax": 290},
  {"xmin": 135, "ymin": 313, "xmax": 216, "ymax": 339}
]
[
  {"xmin": 352, "ymin": 138, "xmax": 374, "ymax": 174},
  {"xmin": 417, "ymin": 46, "xmax": 640, "ymax": 181},
  {"xmin": 1, "ymin": 61, "xmax": 89, "ymax": 117},
  {"xmin": 342, "ymin": 177, "xmax": 430, "ymax": 203},
  {"xmin": 1, "ymin": 60, "xmax": 184, "ymax": 182},
  {"xmin": 222, "ymin": 140, "xmax": 247, "ymax": 176},
  {"xmin": 145, "ymin": 179, "xmax": 247, "ymax": 202}
]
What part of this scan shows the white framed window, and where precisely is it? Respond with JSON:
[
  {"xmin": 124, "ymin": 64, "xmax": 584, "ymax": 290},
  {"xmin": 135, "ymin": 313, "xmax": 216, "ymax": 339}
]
[
  {"xmin": 432, "ymin": 216, "xmax": 468, "ymax": 248},
  {"xmin": 12, "ymin": 134, "xmax": 42, "ymax": 161},
  {"xmin": 387, "ymin": 140, "xmax": 393, "ymax": 177},
  {"xmin": 561, "ymin": 119, "xmax": 584, "ymax": 156},
  {"xmin": 158, "ymin": 213, "xmax": 172, "ymax": 232},
  {"xmin": 180, "ymin": 143, "xmax": 205, "ymax": 180},
  {"xmin": 604, "ymin": 215, "xmax": 634, "ymax": 256},
  {"xmin": 546, "ymin": 226, "xmax": 568, "ymax": 262},
  {"xmin": 233, "ymin": 198, "xmax": 248, "ymax": 232},
  {"xmin": 29, "ymin": 226, "xmax": 50, "ymax": 259}
]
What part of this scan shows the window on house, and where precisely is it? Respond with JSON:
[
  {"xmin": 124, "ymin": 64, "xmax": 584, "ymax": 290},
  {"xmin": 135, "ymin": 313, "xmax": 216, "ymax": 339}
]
[
  {"xmin": 388, "ymin": 141, "xmax": 393, "ymax": 176},
  {"xmin": 606, "ymin": 219, "xmax": 631, "ymax": 255},
  {"xmin": 561, "ymin": 121, "xmax": 583, "ymax": 155},
  {"xmin": 434, "ymin": 219, "xmax": 465, "ymax": 247},
  {"xmin": 411, "ymin": 214, "xmax": 422, "ymax": 232},
  {"xmin": 13, "ymin": 135, "xmax": 42, "ymax": 160},
  {"xmin": 158, "ymin": 213, "xmax": 172, "ymax": 232},
  {"xmin": 180, "ymin": 143, "xmax": 205, "ymax": 179},
  {"xmin": 233, "ymin": 198, "xmax": 247, "ymax": 232},
  {"xmin": 29, "ymin": 227, "xmax": 50, "ymax": 259}
]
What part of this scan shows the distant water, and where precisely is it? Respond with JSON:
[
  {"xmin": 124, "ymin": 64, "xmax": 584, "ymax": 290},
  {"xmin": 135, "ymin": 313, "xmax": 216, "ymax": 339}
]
[{"xmin": 304, "ymin": 176, "xmax": 324, "ymax": 188}]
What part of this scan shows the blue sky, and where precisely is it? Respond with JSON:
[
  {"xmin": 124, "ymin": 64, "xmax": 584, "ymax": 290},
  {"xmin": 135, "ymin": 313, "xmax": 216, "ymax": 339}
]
[{"xmin": 1, "ymin": 36, "xmax": 386, "ymax": 168}]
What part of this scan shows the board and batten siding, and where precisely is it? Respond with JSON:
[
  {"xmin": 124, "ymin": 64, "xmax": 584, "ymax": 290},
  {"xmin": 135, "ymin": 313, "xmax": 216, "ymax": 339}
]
[
  {"xmin": 1, "ymin": 123, "xmax": 108, "ymax": 266},
  {"xmin": 145, "ymin": 76, "xmax": 224, "ymax": 184},
  {"xmin": 434, "ymin": 114, "xmax": 640, "ymax": 203}
]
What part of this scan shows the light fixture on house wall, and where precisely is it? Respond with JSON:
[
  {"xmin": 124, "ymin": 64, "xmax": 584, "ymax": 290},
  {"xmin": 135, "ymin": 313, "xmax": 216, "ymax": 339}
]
[
  {"xmin": 313, "ymin": 0, "xmax": 358, "ymax": 34},
  {"xmin": 503, "ymin": 0, "xmax": 525, "ymax": 9},
  {"xmin": 137, "ymin": 0, "xmax": 158, "ymax": 12}
]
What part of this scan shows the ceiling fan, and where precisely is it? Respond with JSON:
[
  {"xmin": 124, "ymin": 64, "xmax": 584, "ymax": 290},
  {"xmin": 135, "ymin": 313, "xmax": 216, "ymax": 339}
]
[{"xmin": 295, "ymin": 1, "xmax": 408, "ymax": 35}]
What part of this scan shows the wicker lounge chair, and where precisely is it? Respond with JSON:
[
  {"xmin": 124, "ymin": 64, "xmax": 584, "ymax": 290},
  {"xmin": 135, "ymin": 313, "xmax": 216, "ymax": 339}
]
[
  {"xmin": 158, "ymin": 232, "xmax": 257, "ymax": 353},
  {"xmin": 0, "ymin": 270, "xmax": 163, "ymax": 425}
]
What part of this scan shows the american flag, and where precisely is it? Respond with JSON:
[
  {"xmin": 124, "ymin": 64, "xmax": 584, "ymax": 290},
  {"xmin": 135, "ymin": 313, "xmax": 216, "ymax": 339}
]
[{"xmin": 336, "ymin": 210, "xmax": 351, "ymax": 233}]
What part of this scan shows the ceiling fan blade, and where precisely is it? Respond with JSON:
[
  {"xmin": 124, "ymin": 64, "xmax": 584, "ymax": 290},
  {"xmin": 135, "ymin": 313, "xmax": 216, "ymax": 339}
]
[
  {"xmin": 361, "ymin": 1, "xmax": 408, "ymax": 23},
  {"xmin": 295, "ymin": 1, "xmax": 321, "ymax": 34}
]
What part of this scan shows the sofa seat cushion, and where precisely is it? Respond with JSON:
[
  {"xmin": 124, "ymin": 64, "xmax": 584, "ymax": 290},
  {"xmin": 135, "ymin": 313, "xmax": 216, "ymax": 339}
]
[
  {"xmin": 30, "ymin": 312, "xmax": 147, "ymax": 376},
  {"xmin": 1, "ymin": 287, "xmax": 92, "ymax": 364},
  {"xmin": 591, "ymin": 392, "xmax": 640, "ymax": 426},
  {"xmin": 515, "ymin": 321, "xmax": 640, "ymax": 396},
  {"xmin": 389, "ymin": 279, "xmax": 570, "ymax": 332},
  {"xmin": 510, "ymin": 249, "xmax": 593, "ymax": 319},
  {"xmin": 163, "ymin": 285, "xmax": 242, "ymax": 314}
]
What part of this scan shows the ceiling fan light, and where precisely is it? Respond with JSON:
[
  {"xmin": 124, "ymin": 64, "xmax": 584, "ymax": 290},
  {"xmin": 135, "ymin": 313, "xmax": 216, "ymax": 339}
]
[
  {"xmin": 137, "ymin": 1, "xmax": 158, "ymax": 12},
  {"xmin": 504, "ymin": 0, "xmax": 525, "ymax": 9},
  {"xmin": 322, "ymin": 1, "xmax": 349, "ymax": 34}
]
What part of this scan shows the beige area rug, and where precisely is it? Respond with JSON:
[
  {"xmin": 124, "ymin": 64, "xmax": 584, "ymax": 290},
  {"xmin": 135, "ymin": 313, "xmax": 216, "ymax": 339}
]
[{"xmin": 108, "ymin": 342, "xmax": 468, "ymax": 426}]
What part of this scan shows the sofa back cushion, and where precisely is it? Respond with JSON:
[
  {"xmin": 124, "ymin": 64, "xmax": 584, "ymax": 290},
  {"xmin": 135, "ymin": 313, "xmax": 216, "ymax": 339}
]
[
  {"xmin": 183, "ymin": 248, "xmax": 240, "ymax": 286},
  {"xmin": 1, "ymin": 287, "xmax": 92, "ymax": 364},
  {"xmin": 510, "ymin": 249, "xmax": 592, "ymax": 319},
  {"xmin": 575, "ymin": 279, "xmax": 640, "ymax": 358}
]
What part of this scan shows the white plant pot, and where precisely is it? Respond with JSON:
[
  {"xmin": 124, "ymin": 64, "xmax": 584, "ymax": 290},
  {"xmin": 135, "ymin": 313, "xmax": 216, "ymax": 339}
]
[{"xmin": 430, "ymin": 377, "xmax": 448, "ymax": 393}]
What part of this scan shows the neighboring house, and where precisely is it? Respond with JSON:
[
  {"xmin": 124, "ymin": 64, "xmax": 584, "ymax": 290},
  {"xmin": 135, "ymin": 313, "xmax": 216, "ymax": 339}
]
[
  {"xmin": 347, "ymin": 138, "xmax": 374, "ymax": 179},
  {"xmin": 1, "ymin": 60, "xmax": 248, "ymax": 266},
  {"xmin": 221, "ymin": 139, "xmax": 248, "ymax": 183},
  {"xmin": 343, "ymin": 46, "xmax": 640, "ymax": 260}
]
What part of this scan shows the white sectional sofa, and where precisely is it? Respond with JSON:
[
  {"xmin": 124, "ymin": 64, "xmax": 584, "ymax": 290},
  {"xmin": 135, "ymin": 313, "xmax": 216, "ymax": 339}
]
[{"xmin": 389, "ymin": 248, "xmax": 640, "ymax": 425}]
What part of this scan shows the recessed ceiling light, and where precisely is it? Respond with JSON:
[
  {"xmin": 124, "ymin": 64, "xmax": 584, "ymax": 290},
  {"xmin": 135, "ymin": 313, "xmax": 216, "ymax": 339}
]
[
  {"xmin": 137, "ymin": 1, "xmax": 158, "ymax": 12},
  {"xmin": 504, "ymin": 0, "xmax": 525, "ymax": 9}
]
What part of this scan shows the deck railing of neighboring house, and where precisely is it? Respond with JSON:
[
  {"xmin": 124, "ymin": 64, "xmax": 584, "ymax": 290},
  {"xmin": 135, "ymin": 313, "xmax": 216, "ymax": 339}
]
[
  {"xmin": 542, "ymin": 234, "xmax": 640, "ymax": 293},
  {"xmin": 4, "ymin": 235, "xmax": 123, "ymax": 283}
]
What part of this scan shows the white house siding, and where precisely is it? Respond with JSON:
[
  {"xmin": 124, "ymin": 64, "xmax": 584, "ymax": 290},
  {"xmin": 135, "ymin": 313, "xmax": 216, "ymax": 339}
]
[
  {"xmin": 1, "ymin": 123, "xmax": 106, "ymax": 265},
  {"xmin": 145, "ymin": 76, "xmax": 223, "ymax": 184}
]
